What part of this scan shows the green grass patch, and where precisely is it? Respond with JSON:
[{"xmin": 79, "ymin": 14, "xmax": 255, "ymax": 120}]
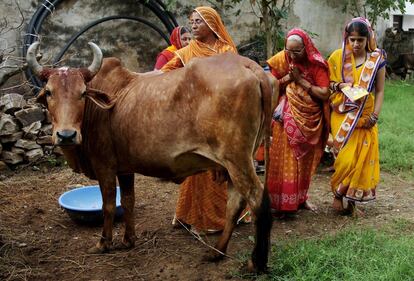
[
  {"xmin": 379, "ymin": 81, "xmax": 414, "ymax": 178},
  {"xmin": 246, "ymin": 221, "xmax": 414, "ymax": 281}
]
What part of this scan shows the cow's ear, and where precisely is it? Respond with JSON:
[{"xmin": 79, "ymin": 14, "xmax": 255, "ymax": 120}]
[
  {"xmin": 86, "ymin": 89, "xmax": 115, "ymax": 110},
  {"xmin": 36, "ymin": 88, "xmax": 48, "ymax": 106}
]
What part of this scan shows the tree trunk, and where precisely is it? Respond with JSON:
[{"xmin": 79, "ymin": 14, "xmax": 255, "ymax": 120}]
[{"xmin": 261, "ymin": 0, "xmax": 273, "ymax": 58}]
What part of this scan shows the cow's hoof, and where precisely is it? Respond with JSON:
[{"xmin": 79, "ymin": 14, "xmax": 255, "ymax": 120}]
[
  {"xmin": 114, "ymin": 239, "xmax": 135, "ymax": 250},
  {"xmin": 244, "ymin": 259, "xmax": 268, "ymax": 274},
  {"xmin": 246, "ymin": 259, "xmax": 256, "ymax": 272},
  {"xmin": 87, "ymin": 244, "xmax": 109, "ymax": 254},
  {"xmin": 202, "ymin": 250, "xmax": 225, "ymax": 262}
]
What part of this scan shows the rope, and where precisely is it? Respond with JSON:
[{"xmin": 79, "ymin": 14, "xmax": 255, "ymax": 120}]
[{"xmin": 175, "ymin": 218, "xmax": 242, "ymax": 262}]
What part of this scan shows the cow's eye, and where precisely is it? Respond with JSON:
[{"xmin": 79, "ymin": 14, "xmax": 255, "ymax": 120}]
[
  {"xmin": 44, "ymin": 90, "xmax": 51, "ymax": 97},
  {"xmin": 81, "ymin": 91, "xmax": 87, "ymax": 99}
]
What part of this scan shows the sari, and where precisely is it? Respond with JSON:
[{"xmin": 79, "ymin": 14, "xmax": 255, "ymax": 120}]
[
  {"xmin": 162, "ymin": 6, "xmax": 236, "ymax": 72},
  {"xmin": 154, "ymin": 26, "xmax": 185, "ymax": 70},
  {"xmin": 267, "ymin": 28, "xmax": 330, "ymax": 211},
  {"xmin": 328, "ymin": 17, "xmax": 386, "ymax": 202},
  {"xmin": 162, "ymin": 6, "xmax": 239, "ymax": 232}
]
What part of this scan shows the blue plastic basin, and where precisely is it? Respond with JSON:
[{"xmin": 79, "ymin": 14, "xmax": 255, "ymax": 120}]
[{"xmin": 58, "ymin": 185, "xmax": 123, "ymax": 225}]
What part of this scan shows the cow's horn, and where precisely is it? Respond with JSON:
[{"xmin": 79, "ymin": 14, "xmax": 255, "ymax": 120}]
[
  {"xmin": 87, "ymin": 42, "xmax": 103, "ymax": 76},
  {"xmin": 26, "ymin": 42, "xmax": 43, "ymax": 76}
]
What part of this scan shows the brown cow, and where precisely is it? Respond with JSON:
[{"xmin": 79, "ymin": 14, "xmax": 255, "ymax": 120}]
[{"xmin": 26, "ymin": 42, "xmax": 278, "ymax": 273}]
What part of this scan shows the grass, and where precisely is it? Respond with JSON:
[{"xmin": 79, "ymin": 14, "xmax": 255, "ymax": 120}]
[
  {"xmin": 379, "ymin": 81, "xmax": 414, "ymax": 178},
  {"xmin": 230, "ymin": 81, "xmax": 414, "ymax": 281},
  {"xmin": 247, "ymin": 220, "xmax": 414, "ymax": 281}
]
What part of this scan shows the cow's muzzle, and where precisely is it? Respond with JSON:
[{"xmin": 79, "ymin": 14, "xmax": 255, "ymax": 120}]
[{"xmin": 56, "ymin": 130, "xmax": 77, "ymax": 145}]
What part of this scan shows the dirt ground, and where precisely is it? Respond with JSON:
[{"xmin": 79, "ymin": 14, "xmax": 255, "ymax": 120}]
[{"xmin": 1, "ymin": 163, "xmax": 413, "ymax": 281}]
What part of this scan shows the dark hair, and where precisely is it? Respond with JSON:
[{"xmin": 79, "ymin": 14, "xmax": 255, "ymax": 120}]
[
  {"xmin": 180, "ymin": 26, "xmax": 190, "ymax": 35},
  {"xmin": 346, "ymin": 21, "xmax": 369, "ymax": 38}
]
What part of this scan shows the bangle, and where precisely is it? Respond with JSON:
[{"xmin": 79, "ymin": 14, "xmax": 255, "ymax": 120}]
[
  {"xmin": 330, "ymin": 82, "xmax": 336, "ymax": 91},
  {"xmin": 304, "ymin": 82, "xmax": 312, "ymax": 92},
  {"xmin": 335, "ymin": 82, "xmax": 342, "ymax": 92},
  {"xmin": 369, "ymin": 112, "xmax": 379, "ymax": 125}
]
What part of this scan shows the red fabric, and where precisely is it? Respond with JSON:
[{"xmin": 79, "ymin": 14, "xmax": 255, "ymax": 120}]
[
  {"xmin": 285, "ymin": 28, "xmax": 328, "ymax": 72},
  {"xmin": 154, "ymin": 50, "xmax": 175, "ymax": 70},
  {"xmin": 154, "ymin": 27, "xmax": 184, "ymax": 70},
  {"xmin": 268, "ymin": 121, "xmax": 324, "ymax": 211},
  {"xmin": 312, "ymin": 65, "xmax": 330, "ymax": 87},
  {"xmin": 169, "ymin": 26, "xmax": 183, "ymax": 49},
  {"xmin": 283, "ymin": 100, "xmax": 309, "ymax": 159},
  {"xmin": 255, "ymin": 144, "xmax": 265, "ymax": 162}
]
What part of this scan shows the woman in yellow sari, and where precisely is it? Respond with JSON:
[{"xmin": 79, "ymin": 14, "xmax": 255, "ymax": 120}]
[
  {"xmin": 161, "ymin": 6, "xmax": 245, "ymax": 234},
  {"xmin": 328, "ymin": 17, "xmax": 386, "ymax": 213}
]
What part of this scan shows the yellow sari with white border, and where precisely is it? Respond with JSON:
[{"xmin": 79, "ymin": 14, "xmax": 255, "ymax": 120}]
[{"xmin": 328, "ymin": 48, "xmax": 385, "ymax": 202}]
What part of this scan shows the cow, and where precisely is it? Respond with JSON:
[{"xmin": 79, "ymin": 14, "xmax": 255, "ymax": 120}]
[{"xmin": 26, "ymin": 42, "xmax": 278, "ymax": 273}]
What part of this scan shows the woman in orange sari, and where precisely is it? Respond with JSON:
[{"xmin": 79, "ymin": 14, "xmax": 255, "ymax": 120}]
[
  {"xmin": 267, "ymin": 28, "xmax": 330, "ymax": 213},
  {"xmin": 154, "ymin": 26, "xmax": 191, "ymax": 70},
  {"xmin": 161, "ymin": 6, "xmax": 243, "ymax": 234},
  {"xmin": 328, "ymin": 18, "xmax": 386, "ymax": 214}
]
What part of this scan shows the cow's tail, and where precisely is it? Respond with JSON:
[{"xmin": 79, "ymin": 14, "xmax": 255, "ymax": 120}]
[{"xmin": 243, "ymin": 58, "xmax": 275, "ymax": 273}]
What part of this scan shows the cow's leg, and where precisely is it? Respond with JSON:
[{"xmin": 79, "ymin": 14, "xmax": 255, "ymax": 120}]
[
  {"xmin": 88, "ymin": 174, "xmax": 117, "ymax": 254},
  {"xmin": 225, "ymin": 162, "xmax": 272, "ymax": 273},
  {"xmin": 118, "ymin": 173, "xmax": 136, "ymax": 248},
  {"xmin": 207, "ymin": 180, "xmax": 246, "ymax": 261}
]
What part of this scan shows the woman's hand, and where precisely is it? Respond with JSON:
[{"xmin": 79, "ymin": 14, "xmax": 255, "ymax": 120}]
[
  {"xmin": 361, "ymin": 112, "xmax": 379, "ymax": 129},
  {"xmin": 289, "ymin": 65, "xmax": 302, "ymax": 82},
  {"xmin": 280, "ymin": 73, "xmax": 292, "ymax": 85},
  {"xmin": 290, "ymin": 65, "xmax": 312, "ymax": 91},
  {"xmin": 330, "ymin": 81, "xmax": 352, "ymax": 93},
  {"xmin": 338, "ymin": 82, "xmax": 352, "ymax": 90}
]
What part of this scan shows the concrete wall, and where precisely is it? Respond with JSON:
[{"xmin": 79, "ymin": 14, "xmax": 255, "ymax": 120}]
[
  {"xmin": 27, "ymin": 0, "xmax": 174, "ymax": 71},
  {"xmin": 402, "ymin": 15, "xmax": 414, "ymax": 30},
  {"xmin": 180, "ymin": 0, "xmax": 358, "ymax": 56},
  {"xmin": 287, "ymin": 0, "xmax": 348, "ymax": 56}
]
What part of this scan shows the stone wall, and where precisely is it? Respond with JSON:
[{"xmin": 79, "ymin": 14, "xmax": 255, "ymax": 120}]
[{"xmin": 0, "ymin": 93, "xmax": 62, "ymax": 170}]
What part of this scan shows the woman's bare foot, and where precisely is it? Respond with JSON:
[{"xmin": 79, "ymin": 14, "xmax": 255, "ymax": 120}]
[
  {"xmin": 321, "ymin": 165, "xmax": 334, "ymax": 172},
  {"xmin": 332, "ymin": 197, "xmax": 344, "ymax": 212},
  {"xmin": 299, "ymin": 201, "xmax": 318, "ymax": 212},
  {"xmin": 332, "ymin": 183, "xmax": 348, "ymax": 213}
]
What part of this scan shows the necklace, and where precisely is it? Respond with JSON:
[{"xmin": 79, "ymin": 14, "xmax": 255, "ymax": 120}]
[{"xmin": 354, "ymin": 51, "xmax": 367, "ymax": 67}]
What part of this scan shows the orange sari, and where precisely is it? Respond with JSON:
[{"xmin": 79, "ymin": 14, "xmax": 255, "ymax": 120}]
[
  {"xmin": 162, "ymin": 6, "xmax": 238, "ymax": 232},
  {"xmin": 267, "ymin": 29, "xmax": 329, "ymax": 211}
]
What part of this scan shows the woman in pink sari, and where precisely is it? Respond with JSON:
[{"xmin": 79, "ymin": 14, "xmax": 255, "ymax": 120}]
[{"xmin": 267, "ymin": 28, "xmax": 330, "ymax": 213}]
